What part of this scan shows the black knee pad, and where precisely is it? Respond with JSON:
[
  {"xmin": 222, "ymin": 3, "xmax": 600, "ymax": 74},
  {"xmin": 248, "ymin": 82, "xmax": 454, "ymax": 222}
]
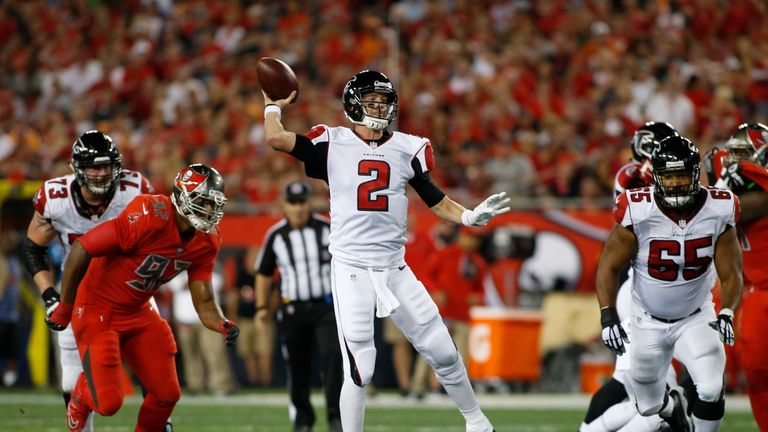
[
  {"xmin": 583, "ymin": 378, "xmax": 628, "ymax": 423},
  {"xmin": 692, "ymin": 398, "xmax": 725, "ymax": 421}
]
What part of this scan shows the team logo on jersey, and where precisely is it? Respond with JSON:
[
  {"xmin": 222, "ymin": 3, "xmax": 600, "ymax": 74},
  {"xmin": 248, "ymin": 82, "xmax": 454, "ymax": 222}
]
[
  {"xmin": 350, "ymin": 274, "xmax": 357, "ymax": 282},
  {"xmin": 127, "ymin": 211, "xmax": 143, "ymax": 224}
]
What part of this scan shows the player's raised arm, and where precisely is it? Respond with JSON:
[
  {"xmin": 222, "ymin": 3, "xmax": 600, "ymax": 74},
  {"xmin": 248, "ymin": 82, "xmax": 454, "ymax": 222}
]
[{"xmin": 263, "ymin": 90, "xmax": 298, "ymax": 153}]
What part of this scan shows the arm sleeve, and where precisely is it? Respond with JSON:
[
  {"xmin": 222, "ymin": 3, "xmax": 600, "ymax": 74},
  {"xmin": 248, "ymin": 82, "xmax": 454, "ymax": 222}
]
[
  {"xmin": 408, "ymin": 172, "xmax": 446, "ymax": 207},
  {"xmin": 255, "ymin": 232, "xmax": 278, "ymax": 276},
  {"xmin": 289, "ymin": 126, "xmax": 329, "ymax": 182},
  {"xmin": 408, "ymin": 141, "xmax": 444, "ymax": 207},
  {"xmin": 20, "ymin": 236, "xmax": 50, "ymax": 276}
]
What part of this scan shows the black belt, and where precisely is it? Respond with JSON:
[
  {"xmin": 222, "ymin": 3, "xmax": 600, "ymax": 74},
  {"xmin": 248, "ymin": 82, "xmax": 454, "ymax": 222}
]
[{"xmin": 650, "ymin": 307, "xmax": 701, "ymax": 323}]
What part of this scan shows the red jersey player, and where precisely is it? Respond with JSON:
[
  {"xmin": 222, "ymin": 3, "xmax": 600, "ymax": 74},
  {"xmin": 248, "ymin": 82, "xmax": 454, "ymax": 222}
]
[
  {"xmin": 614, "ymin": 121, "xmax": 678, "ymax": 197},
  {"xmin": 46, "ymin": 164, "xmax": 240, "ymax": 432},
  {"xmin": 713, "ymin": 123, "xmax": 768, "ymax": 431}
]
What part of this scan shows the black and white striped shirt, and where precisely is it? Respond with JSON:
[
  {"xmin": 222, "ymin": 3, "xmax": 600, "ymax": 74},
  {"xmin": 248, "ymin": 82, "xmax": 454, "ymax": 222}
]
[{"xmin": 255, "ymin": 215, "xmax": 332, "ymax": 302}]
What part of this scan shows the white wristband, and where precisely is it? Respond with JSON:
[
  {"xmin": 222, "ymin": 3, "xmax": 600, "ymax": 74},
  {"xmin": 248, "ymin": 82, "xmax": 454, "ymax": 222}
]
[
  {"xmin": 719, "ymin": 308, "xmax": 734, "ymax": 318},
  {"xmin": 461, "ymin": 209, "xmax": 474, "ymax": 227},
  {"xmin": 264, "ymin": 104, "xmax": 281, "ymax": 119}
]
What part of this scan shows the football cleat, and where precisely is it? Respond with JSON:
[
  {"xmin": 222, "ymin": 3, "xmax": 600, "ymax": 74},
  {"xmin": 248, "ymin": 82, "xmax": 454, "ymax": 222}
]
[
  {"xmin": 660, "ymin": 388, "xmax": 693, "ymax": 432},
  {"xmin": 66, "ymin": 395, "xmax": 91, "ymax": 432}
]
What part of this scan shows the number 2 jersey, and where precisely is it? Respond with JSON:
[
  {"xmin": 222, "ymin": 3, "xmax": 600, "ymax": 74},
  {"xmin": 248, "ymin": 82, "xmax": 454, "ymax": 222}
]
[
  {"xmin": 613, "ymin": 187, "xmax": 740, "ymax": 319},
  {"xmin": 32, "ymin": 170, "xmax": 153, "ymax": 269},
  {"xmin": 290, "ymin": 125, "xmax": 435, "ymax": 268},
  {"xmin": 74, "ymin": 194, "xmax": 221, "ymax": 313}
]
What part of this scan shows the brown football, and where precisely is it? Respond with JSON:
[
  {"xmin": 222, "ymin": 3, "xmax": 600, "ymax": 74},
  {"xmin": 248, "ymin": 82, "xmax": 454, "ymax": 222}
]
[{"xmin": 257, "ymin": 57, "xmax": 299, "ymax": 102}]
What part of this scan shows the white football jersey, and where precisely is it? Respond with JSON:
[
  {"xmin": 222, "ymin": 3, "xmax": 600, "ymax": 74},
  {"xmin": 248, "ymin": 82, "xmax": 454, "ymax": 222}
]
[
  {"xmin": 304, "ymin": 125, "xmax": 434, "ymax": 267},
  {"xmin": 32, "ymin": 170, "xmax": 153, "ymax": 269},
  {"xmin": 614, "ymin": 186, "xmax": 739, "ymax": 318}
]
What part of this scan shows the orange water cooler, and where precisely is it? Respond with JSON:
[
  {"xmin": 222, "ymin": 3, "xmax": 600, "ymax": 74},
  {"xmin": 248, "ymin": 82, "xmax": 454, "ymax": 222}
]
[
  {"xmin": 468, "ymin": 307, "xmax": 542, "ymax": 382},
  {"xmin": 579, "ymin": 355, "xmax": 615, "ymax": 394}
]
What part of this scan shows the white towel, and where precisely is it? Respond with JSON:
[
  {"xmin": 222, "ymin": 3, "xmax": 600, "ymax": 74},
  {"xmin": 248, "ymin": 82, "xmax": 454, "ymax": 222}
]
[{"xmin": 368, "ymin": 267, "xmax": 400, "ymax": 318}]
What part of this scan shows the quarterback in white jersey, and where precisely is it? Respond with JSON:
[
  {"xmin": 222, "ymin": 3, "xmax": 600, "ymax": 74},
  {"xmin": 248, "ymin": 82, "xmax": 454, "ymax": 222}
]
[
  {"xmin": 596, "ymin": 135, "xmax": 743, "ymax": 432},
  {"xmin": 20, "ymin": 131, "xmax": 158, "ymax": 432},
  {"xmin": 263, "ymin": 70, "xmax": 508, "ymax": 432}
]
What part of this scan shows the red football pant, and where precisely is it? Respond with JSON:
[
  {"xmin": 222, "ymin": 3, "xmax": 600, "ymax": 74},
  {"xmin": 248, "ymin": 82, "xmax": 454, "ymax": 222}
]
[
  {"xmin": 72, "ymin": 305, "xmax": 180, "ymax": 432},
  {"xmin": 739, "ymin": 290, "xmax": 768, "ymax": 431}
]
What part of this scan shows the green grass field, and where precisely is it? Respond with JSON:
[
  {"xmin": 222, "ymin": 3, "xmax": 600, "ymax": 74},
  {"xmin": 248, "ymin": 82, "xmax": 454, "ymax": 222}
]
[{"xmin": 0, "ymin": 390, "xmax": 758, "ymax": 431}]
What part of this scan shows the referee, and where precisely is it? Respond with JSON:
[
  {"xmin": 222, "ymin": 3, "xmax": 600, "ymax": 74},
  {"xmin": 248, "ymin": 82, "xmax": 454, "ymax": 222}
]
[{"xmin": 255, "ymin": 182, "xmax": 342, "ymax": 432}]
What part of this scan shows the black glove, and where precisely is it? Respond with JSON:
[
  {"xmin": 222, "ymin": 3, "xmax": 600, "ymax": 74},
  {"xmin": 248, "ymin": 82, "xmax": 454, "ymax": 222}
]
[
  {"xmin": 41, "ymin": 287, "xmax": 60, "ymax": 320},
  {"xmin": 600, "ymin": 307, "xmax": 629, "ymax": 355},
  {"xmin": 709, "ymin": 308, "xmax": 735, "ymax": 346},
  {"xmin": 719, "ymin": 163, "xmax": 748, "ymax": 194},
  {"xmin": 219, "ymin": 319, "xmax": 240, "ymax": 346}
]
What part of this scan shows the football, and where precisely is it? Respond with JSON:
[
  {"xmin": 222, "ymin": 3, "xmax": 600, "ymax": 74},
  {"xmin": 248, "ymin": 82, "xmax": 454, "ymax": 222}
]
[{"xmin": 257, "ymin": 57, "xmax": 299, "ymax": 102}]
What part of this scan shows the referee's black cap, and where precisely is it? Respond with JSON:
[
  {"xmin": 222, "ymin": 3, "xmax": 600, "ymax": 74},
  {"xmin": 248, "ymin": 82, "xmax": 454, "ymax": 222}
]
[{"xmin": 284, "ymin": 181, "xmax": 311, "ymax": 203}]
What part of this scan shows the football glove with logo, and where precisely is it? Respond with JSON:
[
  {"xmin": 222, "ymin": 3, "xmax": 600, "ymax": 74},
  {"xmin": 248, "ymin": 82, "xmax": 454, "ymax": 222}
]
[
  {"xmin": 600, "ymin": 307, "xmax": 629, "ymax": 355},
  {"xmin": 709, "ymin": 308, "xmax": 735, "ymax": 346}
]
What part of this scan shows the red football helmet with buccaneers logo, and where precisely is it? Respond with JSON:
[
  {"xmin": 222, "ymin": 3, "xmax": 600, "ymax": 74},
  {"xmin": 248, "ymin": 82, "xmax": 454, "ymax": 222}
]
[{"xmin": 171, "ymin": 164, "xmax": 227, "ymax": 233}]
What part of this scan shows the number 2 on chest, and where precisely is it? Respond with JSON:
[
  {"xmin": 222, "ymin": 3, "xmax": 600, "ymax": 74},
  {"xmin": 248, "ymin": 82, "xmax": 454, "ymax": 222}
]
[{"xmin": 357, "ymin": 160, "xmax": 391, "ymax": 211}]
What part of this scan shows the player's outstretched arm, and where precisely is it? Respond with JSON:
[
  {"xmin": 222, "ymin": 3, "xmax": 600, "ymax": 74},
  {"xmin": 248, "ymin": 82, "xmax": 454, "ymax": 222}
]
[
  {"xmin": 189, "ymin": 279, "xmax": 240, "ymax": 346},
  {"xmin": 262, "ymin": 90, "xmax": 298, "ymax": 153},
  {"xmin": 430, "ymin": 192, "xmax": 511, "ymax": 226}
]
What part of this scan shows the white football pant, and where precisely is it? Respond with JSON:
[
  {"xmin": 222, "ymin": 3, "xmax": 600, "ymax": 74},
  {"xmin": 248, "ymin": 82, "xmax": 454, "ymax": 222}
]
[
  {"xmin": 331, "ymin": 260, "xmax": 492, "ymax": 432},
  {"xmin": 629, "ymin": 300, "xmax": 725, "ymax": 415}
]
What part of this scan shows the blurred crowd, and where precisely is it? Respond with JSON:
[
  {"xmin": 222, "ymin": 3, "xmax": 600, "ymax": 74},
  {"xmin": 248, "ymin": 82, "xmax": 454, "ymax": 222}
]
[{"xmin": 1, "ymin": 0, "xmax": 767, "ymax": 208}]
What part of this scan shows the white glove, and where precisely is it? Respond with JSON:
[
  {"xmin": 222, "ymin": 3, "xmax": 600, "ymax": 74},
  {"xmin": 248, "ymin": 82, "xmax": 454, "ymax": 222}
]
[
  {"xmin": 461, "ymin": 192, "xmax": 511, "ymax": 227},
  {"xmin": 601, "ymin": 307, "xmax": 629, "ymax": 355},
  {"xmin": 709, "ymin": 308, "xmax": 735, "ymax": 346}
]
